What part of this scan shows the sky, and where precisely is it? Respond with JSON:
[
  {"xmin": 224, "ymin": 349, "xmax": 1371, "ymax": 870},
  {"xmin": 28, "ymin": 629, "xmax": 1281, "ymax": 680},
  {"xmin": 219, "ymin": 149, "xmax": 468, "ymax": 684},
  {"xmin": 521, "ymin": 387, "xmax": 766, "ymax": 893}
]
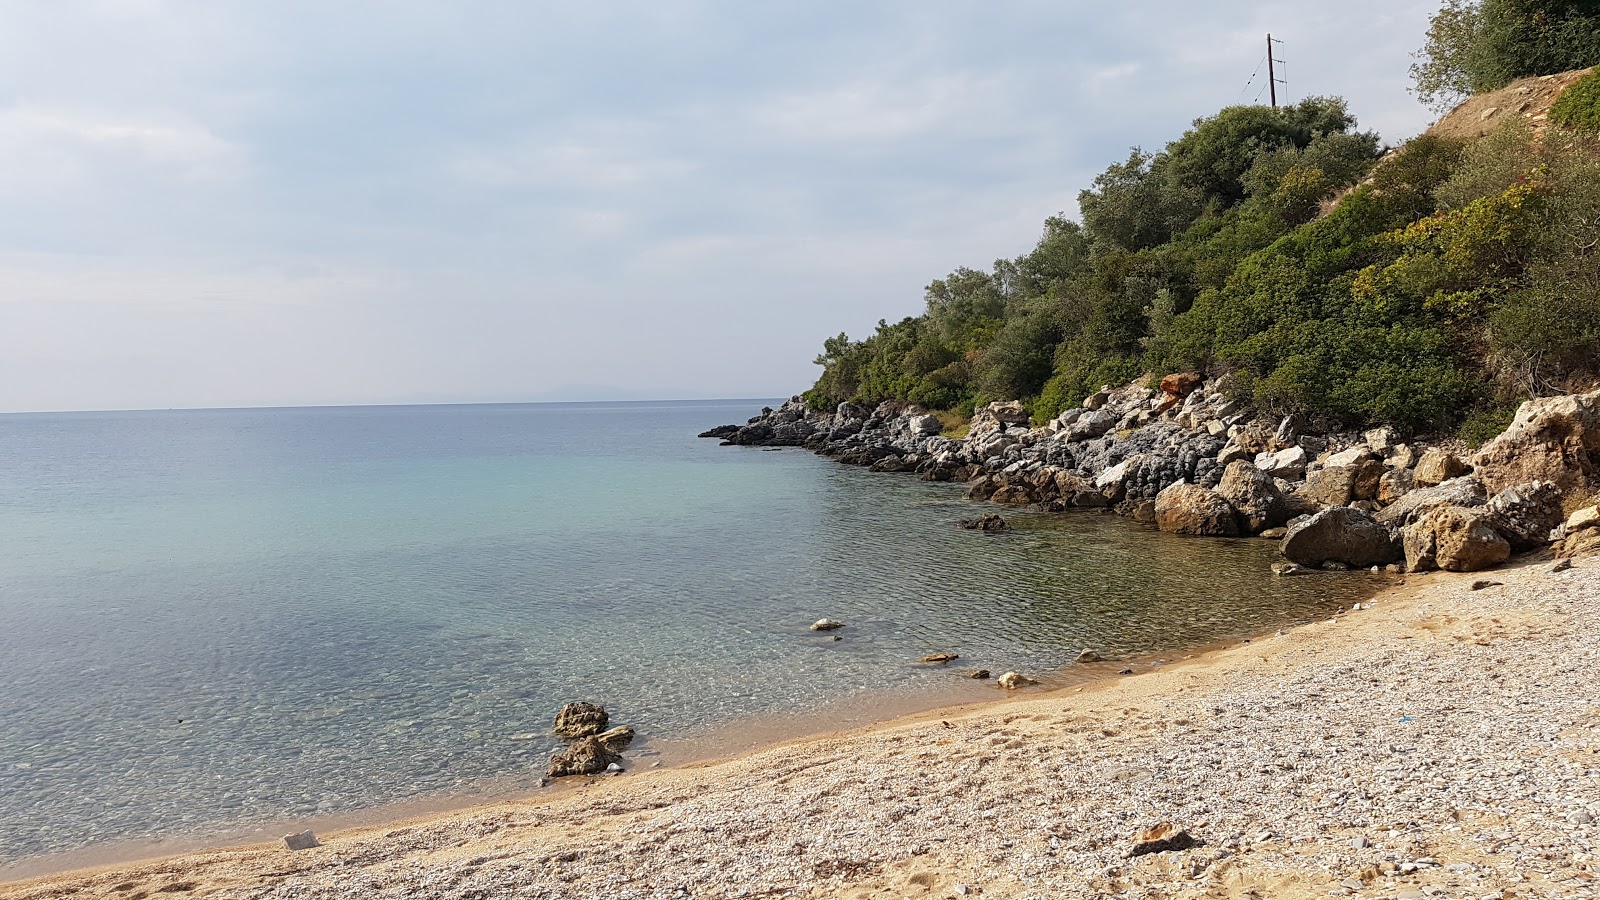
[{"xmin": 0, "ymin": 0, "xmax": 1443, "ymax": 412}]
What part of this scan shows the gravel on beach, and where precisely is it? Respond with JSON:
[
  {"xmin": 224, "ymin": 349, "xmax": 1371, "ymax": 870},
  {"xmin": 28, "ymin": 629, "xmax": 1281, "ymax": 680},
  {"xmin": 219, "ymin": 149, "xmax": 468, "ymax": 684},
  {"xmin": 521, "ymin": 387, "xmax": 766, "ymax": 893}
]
[{"xmin": 6, "ymin": 560, "xmax": 1598, "ymax": 900}]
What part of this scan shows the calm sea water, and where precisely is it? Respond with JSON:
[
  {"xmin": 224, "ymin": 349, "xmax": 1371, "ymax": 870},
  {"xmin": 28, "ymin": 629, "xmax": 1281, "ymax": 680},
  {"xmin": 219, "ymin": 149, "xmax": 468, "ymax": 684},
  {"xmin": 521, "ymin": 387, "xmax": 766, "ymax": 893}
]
[{"xmin": 0, "ymin": 400, "xmax": 1374, "ymax": 870}]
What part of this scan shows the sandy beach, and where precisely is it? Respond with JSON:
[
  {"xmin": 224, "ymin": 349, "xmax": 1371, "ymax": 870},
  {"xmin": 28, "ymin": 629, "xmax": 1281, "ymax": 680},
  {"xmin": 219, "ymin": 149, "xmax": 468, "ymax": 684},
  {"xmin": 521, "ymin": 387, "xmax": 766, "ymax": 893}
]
[{"xmin": 5, "ymin": 558, "xmax": 1597, "ymax": 899}]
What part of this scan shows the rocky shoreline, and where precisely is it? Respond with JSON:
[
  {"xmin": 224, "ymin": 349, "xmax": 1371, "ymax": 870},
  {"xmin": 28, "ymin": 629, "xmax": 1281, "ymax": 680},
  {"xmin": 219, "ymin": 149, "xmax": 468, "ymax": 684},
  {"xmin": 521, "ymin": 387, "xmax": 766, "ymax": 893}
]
[{"xmin": 702, "ymin": 377, "xmax": 1600, "ymax": 574}]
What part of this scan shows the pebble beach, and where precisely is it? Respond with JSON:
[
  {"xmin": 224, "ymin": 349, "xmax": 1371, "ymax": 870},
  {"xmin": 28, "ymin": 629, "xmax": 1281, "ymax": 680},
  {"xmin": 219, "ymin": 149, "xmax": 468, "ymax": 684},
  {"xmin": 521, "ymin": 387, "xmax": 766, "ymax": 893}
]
[{"xmin": 5, "ymin": 558, "xmax": 1597, "ymax": 899}]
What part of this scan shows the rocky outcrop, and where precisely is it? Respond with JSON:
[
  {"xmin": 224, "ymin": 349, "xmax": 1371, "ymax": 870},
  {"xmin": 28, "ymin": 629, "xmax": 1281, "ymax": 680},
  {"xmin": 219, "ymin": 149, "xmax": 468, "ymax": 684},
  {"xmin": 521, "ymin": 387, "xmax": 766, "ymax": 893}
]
[
  {"xmin": 1281, "ymin": 507, "xmax": 1401, "ymax": 568},
  {"xmin": 957, "ymin": 514, "xmax": 1010, "ymax": 532},
  {"xmin": 1154, "ymin": 482, "xmax": 1240, "ymax": 536},
  {"xmin": 1403, "ymin": 507, "xmax": 1512, "ymax": 573},
  {"xmin": 699, "ymin": 380, "xmax": 1596, "ymax": 573},
  {"xmin": 1473, "ymin": 390, "xmax": 1600, "ymax": 507}
]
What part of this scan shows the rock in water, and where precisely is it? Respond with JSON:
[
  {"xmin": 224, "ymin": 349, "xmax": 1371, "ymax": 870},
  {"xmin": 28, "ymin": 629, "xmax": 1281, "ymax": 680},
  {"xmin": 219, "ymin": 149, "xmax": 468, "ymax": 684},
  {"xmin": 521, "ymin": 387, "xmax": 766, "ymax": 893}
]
[
  {"xmin": 920, "ymin": 653, "xmax": 959, "ymax": 664},
  {"xmin": 1403, "ymin": 506, "xmax": 1512, "ymax": 572},
  {"xmin": 965, "ymin": 669, "xmax": 992, "ymax": 679},
  {"xmin": 1280, "ymin": 507, "xmax": 1400, "ymax": 568},
  {"xmin": 956, "ymin": 514, "xmax": 1010, "ymax": 532},
  {"xmin": 1128, "ymin": 822, "xmax": 1198, "ymax": 857},
  {"xmin": 547, "ymin": 736, "xmax": 622, "ymax": 778},
  {"xmin": 996, "ymin": 671, "xmax": 1036, "ymax": 689},
  {"xmin": 1216, "ymin": 461, "xmax": 1289, "ymax": 533},
  {"xmin": 553, "ymin": 701, "xmax": 609, "ymax": 738},
  {"xmin": 1153, "ymin": 482, "xmax": 1240, "ymax": 536},
  {"xmin": 1076, "ymin": 649, "xmax": 1102, "ymax": 663},
  {"xmin": 283, "ymin": 830, "xmax": 321, "ymax": 851},
  {"xmin": 810, "ymin": 618, "xmax": 845, "ymax": 631},
  {"xmin": 595, "ymin": 725, "xmax": 635, "ymax": 753}
]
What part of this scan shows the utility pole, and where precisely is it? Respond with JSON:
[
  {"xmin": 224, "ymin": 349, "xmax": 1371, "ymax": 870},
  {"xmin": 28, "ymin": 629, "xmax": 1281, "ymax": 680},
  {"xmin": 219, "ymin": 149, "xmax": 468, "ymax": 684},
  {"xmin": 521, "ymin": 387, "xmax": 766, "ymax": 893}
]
[{"xmin": 1266, "ymin": 33, "xmax": 1277, "ymax": 108}]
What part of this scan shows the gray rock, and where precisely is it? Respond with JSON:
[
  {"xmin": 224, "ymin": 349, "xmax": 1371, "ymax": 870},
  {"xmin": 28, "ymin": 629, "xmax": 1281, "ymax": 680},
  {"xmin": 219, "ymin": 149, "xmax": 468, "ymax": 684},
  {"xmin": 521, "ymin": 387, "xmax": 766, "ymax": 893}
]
[
  {"xmin": 283, "ymin": 830, "xmax": 321, "ymax": 851},
  {"xmin": 1374, "ymin": 477, "xmax": 1487, "ymax": 528},
  {"xmin": 1256, "ymin": 446, "xmax": 1308, "ymax": 480},
  {"xmin": 810, "ymin": 618, "xmax": 845, "ymax": 631},
  {"xmin": 1486, "ymin": 480, "xmax": 1564, "ymax": 549},
  {"xmin": 1281, "ymin": 507, "xmax": 1401, "ymax": 568}
]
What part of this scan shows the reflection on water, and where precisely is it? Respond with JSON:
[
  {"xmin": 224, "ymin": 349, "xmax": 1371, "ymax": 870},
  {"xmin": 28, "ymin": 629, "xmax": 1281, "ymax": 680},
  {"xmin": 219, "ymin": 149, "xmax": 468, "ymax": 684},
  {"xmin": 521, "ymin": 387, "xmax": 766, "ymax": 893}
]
[{"xmin": 0, "ymin": 401, "xmax": 1375, "ymax": 867}]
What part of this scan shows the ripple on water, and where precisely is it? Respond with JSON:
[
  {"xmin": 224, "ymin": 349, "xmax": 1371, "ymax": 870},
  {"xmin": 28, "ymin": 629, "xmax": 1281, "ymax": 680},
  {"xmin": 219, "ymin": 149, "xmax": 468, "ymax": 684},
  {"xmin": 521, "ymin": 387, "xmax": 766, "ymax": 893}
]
[{"xmin": 0, "ymin": 402, "xmax": 1376, "ymax": 868}]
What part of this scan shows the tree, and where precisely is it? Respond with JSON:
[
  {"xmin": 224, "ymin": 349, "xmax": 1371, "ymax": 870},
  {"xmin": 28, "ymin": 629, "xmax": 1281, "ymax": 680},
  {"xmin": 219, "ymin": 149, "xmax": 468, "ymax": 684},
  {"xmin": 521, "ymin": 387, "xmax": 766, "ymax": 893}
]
[{"xmin": 1412, "ymin": 0, "xmax": 1600, "ymax": 110}]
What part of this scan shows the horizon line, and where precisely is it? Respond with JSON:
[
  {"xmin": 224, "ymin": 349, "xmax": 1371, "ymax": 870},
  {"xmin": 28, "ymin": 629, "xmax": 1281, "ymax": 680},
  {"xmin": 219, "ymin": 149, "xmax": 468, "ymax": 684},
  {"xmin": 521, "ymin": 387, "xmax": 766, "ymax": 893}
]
[{"xmin": 0, "ymin": 395, "xmax": 797, "ymax": 417}]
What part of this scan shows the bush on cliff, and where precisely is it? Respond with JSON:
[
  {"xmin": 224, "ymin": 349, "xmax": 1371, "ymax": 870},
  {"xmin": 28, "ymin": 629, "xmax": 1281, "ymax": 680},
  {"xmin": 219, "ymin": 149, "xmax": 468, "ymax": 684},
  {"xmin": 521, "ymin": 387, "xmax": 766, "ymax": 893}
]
[{"xmin": 1550, "ymin": 67, "xmax": 1600, "ymax": 133}]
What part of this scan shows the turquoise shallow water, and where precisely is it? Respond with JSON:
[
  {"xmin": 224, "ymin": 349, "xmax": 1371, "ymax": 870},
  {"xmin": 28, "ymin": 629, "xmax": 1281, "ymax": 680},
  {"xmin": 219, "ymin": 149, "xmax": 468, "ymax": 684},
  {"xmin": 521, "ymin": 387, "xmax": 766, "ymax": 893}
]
[{"xmin": 0, "ymin": 400, "xmax": 1374, "ymax": 869}]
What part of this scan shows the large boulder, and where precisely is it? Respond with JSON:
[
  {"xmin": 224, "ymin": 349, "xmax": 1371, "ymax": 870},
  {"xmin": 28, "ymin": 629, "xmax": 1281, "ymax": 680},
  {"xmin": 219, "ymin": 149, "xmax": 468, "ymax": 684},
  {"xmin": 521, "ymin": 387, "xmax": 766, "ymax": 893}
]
[
  {"xmin": 1414, "ymin": 449, "xmax": 1469, "ymax": 487},
  {"xmin": 1374, "ymin": 477, "xmax": 1487, "ymax": 529},
  {"xmin": 1403, "ymin": 506, "xmax": 1511, "ymax": 572},
  {"xmin": 1377, "ymin": 469, "xmax": 1415, "ymax": 505},
  {"xmin": 1560, "ymin": 505, "xmax": 1600, "ymax": 557},
  {"xmin": 1486, "ymin": 481, "xmax": 1564, "ymax": 550},
  {"xmin": 553, "ymin": 702, "xmax": 609, "ymax": 738},
  {"xmin": 906, "ymin": 414, "xmax": 943, "ymax": 436},
  {"xmin": 969, "ymin": 400, "xmax": 1030, "ymax": 437},
  {"xmin": 1280, "ymin": 507, "xmax": 1401, "ymax": 568},
  {"xmin": 1154, "ymin": 482, "xmax": 1241, "ymax": 536},
  {"xmin": 1298, "ymin": 460, "xmax": 1386, "ymax": 507},
  {"xmin": 1473, "ymin": 390, "xmax": 1600, "ymax": 508},
  {"xmin": 1216, "ymin": 461, "xmax": 1289, "ymax": 533}
]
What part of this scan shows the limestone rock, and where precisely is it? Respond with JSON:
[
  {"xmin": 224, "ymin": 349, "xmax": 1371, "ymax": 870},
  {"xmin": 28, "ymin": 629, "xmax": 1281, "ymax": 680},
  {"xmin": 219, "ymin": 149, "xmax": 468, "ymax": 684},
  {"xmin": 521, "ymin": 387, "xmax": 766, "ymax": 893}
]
[
  {"xmin": 1129, "ymin": 822, "xmax": 1198, "ymax": 857},
  {"xmin": 1486, "ymin": 481, "xmax": 1564, "ymax": 549},
  {"xmin": 553, "ymin": 702, "xmax": 609, "ymax": 739},
  {"xmin": 1256, "ymin": 446, "xmax": 1308, "ymax": 480},
  {"xmin": 1281, "ymin": 506, "xmax": 1401, "ymax": 568},
  {"xmin": 1414, "ymin": 449, "xmax": 1469, "ymax": 486},
  {"xmin": 906, "ymin": 414, "xmax": 943, "ymax": 436},
  {"xmin": 989, "ymin": 485, "xmax": 1035, "ymax": 505},
  {"xmin": 1377, "ymin": 469, "xmax": 1415, "ymax": 505},
  {"xmin": 1154, "ymin": 482, "xmax": 1241, "ymax": 536},
  {"xmin": 1299, "ymin": 460, "xmax": 1385, "ymax": 507},
  {"xmin": 1375, "ymin": 477, "xmax": 1487, "ymax": 529},
  {"xmin": 810, "ymin": 618, "xmax": 845, "ymax": 631},
  {"xmin": 283, "ymin": 830, "xmax": 321, "ymax": 851},
  {"xmin": 1473, "ymin": 389, "xmax": 1600, "ymax": 506},
  {"xmin": 1216, "ymin": 460, "xmax": 1289, "ymax": 533},
  {"xmin": 548, "ymin": 736, "xmax": 623, "ymax": 778},
  {"xmin": 996, "ymin": 671, "xmax": 1037, "ymax": 690},
  {"xmin": 920, "ymin": 652, "xmax": 959, "ymax": 664},
  {"xmin": 595, "ymin": 725, "xmax": 635, "ymax": 754},
  {"xmin": 1404, "ymin": 506, "xmax": 1512, "ymax": 572}
]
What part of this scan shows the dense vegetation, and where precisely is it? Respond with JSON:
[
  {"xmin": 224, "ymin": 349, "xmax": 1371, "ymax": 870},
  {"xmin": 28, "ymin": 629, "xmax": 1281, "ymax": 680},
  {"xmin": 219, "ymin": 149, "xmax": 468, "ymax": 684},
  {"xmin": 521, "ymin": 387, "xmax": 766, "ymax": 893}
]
[
  {"xmin": 1411, "ymin": 0, "xmax": 1600, "ymax": 109},
  {"xmin": 805, "ymin": 1, "xmax": 1600, "ymax": 438}
]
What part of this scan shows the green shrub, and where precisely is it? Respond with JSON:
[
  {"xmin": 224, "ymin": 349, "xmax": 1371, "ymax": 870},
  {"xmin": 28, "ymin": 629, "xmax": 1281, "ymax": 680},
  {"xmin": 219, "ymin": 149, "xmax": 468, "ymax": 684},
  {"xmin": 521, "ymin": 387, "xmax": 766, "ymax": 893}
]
[
  {"xmin": 1457, "ymin": 404, "xmax": 1519, "ymax": 448},
  {"xmin": 1551, "ymin": 68, "xmax": 1600, "ymax": 134}
]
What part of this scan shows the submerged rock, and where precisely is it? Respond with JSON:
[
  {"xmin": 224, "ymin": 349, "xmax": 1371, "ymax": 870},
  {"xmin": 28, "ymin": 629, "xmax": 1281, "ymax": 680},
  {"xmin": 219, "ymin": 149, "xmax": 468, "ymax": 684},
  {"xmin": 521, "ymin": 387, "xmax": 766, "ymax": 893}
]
[
  {"xmin": 920, "ymin": 653, "xmax": 960, "ymax": 664},
  {"xmin": 811, "ymin": 618, "xmax": 845, "ymax": 631},
  {"xmin": 553, "ymin": 702, "xmax": 609, "ymax": 739}
]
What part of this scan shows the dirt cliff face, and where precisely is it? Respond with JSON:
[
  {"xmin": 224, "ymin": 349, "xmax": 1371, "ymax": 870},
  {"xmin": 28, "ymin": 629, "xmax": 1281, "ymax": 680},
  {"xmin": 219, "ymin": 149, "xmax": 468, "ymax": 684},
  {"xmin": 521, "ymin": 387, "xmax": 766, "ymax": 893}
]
[{"xmin": 1427, "ymin": 66, "xmax": 1594, "ymax": 143}]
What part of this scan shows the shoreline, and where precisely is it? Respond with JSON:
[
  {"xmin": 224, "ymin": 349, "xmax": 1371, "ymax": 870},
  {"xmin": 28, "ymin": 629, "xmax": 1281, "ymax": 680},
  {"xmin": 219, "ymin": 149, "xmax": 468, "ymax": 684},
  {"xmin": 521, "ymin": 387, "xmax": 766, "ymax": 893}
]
[
  {"xmin": 8, "ymin": 561, "xmax": 1575, "ymax": 898},
  {"xmin": 0, "ymin": 567, "xmax": 1373, "ymax": 885}
]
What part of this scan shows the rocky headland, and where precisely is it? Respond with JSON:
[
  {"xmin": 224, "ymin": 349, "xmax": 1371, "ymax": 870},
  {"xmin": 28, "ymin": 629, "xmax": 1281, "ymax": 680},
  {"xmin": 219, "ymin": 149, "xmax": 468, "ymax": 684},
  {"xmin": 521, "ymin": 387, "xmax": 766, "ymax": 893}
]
[{"xmin": 702, "ymin": 377, "xmax": 1600, "ymax": 575}]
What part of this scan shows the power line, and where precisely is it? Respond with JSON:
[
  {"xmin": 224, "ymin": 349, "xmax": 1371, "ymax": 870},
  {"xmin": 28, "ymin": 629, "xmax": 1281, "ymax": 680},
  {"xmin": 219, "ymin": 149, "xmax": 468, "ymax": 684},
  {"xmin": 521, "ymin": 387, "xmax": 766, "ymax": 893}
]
[{"xmin": 1236, "ymin": 52, "xmax": 1268, "ymax": 103}]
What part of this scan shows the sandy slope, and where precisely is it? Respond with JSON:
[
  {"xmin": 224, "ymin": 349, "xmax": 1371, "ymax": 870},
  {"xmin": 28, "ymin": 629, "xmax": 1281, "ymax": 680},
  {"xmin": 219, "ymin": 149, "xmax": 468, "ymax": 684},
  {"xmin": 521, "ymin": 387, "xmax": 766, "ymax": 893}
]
[{"xmin": 6, "ymin": 560, "xmax": 1599, "ymax": 899}]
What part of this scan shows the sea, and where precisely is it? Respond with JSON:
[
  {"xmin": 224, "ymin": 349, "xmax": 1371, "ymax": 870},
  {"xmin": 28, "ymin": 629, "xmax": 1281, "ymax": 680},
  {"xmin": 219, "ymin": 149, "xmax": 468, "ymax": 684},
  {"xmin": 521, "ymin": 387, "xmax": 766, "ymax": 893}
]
[{"xmin": 0, "ymin": 399, "xmax": 1376, "ymax": 874}]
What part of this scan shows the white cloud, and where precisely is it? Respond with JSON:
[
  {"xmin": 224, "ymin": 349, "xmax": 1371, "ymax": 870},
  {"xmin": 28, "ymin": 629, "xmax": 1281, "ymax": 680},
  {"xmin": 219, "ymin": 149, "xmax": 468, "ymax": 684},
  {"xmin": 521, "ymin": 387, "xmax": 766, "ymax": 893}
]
[
  {"xmin": 0, "ymin": 106, "xmax": 241, "ymax": 186},
  {"xmin": 750, "ymin": 72, "xmax": 1019, "ymax": 144}
]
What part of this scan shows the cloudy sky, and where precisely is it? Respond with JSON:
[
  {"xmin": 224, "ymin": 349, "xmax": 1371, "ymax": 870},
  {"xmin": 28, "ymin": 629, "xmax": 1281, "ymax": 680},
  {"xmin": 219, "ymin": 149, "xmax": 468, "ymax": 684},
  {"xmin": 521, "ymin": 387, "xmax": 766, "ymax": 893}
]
[{"xmin": 0, "ymin": 0, "xmax": 1441, "ymax": 412}]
